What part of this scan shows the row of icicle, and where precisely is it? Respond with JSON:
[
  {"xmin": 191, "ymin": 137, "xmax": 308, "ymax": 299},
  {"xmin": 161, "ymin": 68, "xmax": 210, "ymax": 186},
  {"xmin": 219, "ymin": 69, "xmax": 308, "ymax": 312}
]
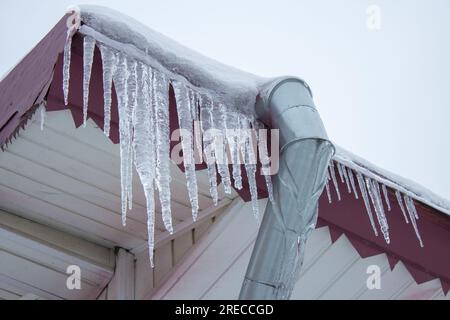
[
  {"xmin": 62, "ymin": 33, "xmax": 273, "ymax": 266},
  {"xmin": 325, "ymin": 160, "xmax": 424, "ymax": 247},
  {"xmin": 60, "ymin": 30, "xmax": 423, "ymax": 266}
]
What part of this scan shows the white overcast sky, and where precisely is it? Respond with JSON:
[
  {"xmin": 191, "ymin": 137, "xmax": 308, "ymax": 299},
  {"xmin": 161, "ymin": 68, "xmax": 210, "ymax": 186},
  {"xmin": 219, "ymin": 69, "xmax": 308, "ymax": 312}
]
[{"xmin": 1, "ymin": 0, "xmax": 449, "ymax": 200}]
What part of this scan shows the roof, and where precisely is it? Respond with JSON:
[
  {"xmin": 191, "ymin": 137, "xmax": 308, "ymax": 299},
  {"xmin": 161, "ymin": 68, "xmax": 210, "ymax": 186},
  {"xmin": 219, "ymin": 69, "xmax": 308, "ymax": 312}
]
[{"xmin": 0, "ymin": 5, "xmax": 449, "ymax": 297}]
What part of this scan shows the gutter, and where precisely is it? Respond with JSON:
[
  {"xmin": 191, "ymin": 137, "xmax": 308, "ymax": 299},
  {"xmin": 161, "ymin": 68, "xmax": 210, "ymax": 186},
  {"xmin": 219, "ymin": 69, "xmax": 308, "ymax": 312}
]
[{"xmin": 239, "ymin": 77, "xmax": 334, "ymax": 299}]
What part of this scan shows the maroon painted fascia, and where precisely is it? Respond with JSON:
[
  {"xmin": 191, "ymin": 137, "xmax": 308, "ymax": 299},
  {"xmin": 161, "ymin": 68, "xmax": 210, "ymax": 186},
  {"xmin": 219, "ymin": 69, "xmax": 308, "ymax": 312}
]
[
  {"xmin": 317, "ymin": 174, "xmax": 450, "ymax": 295},
  {"xmin": 0, "ymin": 15, "xmax": 69, "ymax": 149}
]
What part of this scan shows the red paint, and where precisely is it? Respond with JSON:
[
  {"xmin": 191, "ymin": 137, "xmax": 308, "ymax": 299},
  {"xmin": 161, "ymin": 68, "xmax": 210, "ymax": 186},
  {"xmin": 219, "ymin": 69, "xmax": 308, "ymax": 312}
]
[{"xmin": 317, "ymin": 176, "xmax": 450, "ymax": 294}]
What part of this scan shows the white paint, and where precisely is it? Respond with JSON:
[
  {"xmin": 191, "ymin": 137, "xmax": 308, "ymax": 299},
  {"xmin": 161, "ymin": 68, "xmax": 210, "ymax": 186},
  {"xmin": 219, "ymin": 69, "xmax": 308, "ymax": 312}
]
[{"xmin": 107, "ymin": 249, "xmax": 135, "ymax": 300}]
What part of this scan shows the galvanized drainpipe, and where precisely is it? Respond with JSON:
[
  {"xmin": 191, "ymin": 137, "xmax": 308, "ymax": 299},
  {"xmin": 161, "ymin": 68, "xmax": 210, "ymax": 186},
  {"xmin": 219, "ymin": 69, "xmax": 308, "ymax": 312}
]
[{"xmin": 239, "ymin": 77, "xmax": 334, "ymax": 299}]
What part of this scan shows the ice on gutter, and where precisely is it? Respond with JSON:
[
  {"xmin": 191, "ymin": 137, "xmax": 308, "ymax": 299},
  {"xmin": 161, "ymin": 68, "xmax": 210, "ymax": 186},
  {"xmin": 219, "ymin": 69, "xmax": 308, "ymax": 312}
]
[
  {"xmin": 334, "ymin": 145, "xmax": 450, "ymax": 217},
  {"xmin": 78, "ymin": 4, "xmax": 267, "ymax": 116}
]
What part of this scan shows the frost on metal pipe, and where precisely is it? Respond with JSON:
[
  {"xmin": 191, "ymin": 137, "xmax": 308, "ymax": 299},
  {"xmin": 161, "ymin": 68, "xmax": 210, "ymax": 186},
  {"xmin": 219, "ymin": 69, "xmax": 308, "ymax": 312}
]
[{"xmin": 240, "ymin": 78, "xmax": 334, "ymax": 299}]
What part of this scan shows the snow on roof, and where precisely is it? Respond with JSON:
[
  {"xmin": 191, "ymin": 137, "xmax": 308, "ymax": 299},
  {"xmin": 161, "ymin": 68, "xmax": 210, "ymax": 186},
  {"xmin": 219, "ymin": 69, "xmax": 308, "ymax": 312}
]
[
  {"xmin": 334, "ymin": 145, "xmax": 450, "ymax": 216},
  {"xmin": 78, "ymin": 5, "xmax": 268, "ymax": 116}
]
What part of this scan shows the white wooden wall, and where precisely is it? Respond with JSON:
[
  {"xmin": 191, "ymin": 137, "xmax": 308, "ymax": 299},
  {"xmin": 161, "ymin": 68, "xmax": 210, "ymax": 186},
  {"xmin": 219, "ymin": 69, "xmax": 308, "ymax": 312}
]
[
  {"xmin": 152, "ymin": 199, "xmax": 450, "ymax": 300},
  {"xmin": 97, "ymin": 203, "xmax": 229, "ymax": 300}
]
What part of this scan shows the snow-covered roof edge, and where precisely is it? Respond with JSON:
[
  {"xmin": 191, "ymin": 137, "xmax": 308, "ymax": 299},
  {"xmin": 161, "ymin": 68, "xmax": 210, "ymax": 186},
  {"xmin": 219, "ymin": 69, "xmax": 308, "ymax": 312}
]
[
  {"xmin": 334, "ymin": 145, "xmax": 450, "ymax": 216},
  {"xmin": 70, "ymin": 5, "xmax": 450, "ymax": 217},
  {"xmin": 77, "ymin": 4, "xmax": 268, "ymax": 117}
]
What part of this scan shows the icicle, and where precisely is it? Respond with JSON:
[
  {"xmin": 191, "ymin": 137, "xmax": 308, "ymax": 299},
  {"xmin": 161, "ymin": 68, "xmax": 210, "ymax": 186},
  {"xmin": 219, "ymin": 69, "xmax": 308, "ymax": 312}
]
[
  {"xmin": 356, "ymin": 172, "xmax": 378, "ymax": 236},
  {"xmin": 99, "ymin": 44, "xmax": 116, "ymax": 137},
  {"xmin": 214, "ymin": 103, "xmax": 232, "ymax": 194},
  {"xmin": 192, "ymin": 92, "xmax": 203, "ymax": 160},
  {"xmin": 125, "ymin": 59, "xmax": 138, "ymax": 212},
  {"xmin": 200, "ymin": 95, "xmax": 219, "ymax": 205},
  {"xmin": 347, "ymin": 167, "xmax": 359, "ymax": 199},
  {"xmin": 133, "ymin": 62, "xmax": 157, "ymax": 266},
  {"xmin": 337, "ymin": 162, "xmax": 345, "ymax": 183},
  {"xmin": 409, "ymin": 196, "xmax": 419, "ymax": 220},
  {"xmin": 395, "ymin": 190, "xmax": 409, "ymax": 224},
  {"xmin": 241, "ymin": 118, "xmax": 259, "ymax": 219},
  {"xmin": 366, "ymin": 178, "xmax": 390, "ymax": 244},
  {"xmin": 153, "ymin": 70, "xmax": 173, "ymax": 233},
  {"xmin": 375, "ymin": 181, "xmax": 385, "ymax": 213},
  {"xmin": 329, "ymin": 161, "xmax": 341, "ymax": 201},
  {"xmin": 145, "ymin": 187, "xmax": 156, "ymax": 267},
  {"xmin": 381, "ymin": 184, "xmax": 391, "ymax": 211},
  {"xmin": 82, "ymin": 36, "xmax": 96, "ymax": 127},
  {"xmin": 112, "ymin": 52, "xmax": 131, "ymax": 226},
  {"xmin": 325, "ymin": 180, "xmax": 332, "ymax": 203},
  {"xmin": 257, "ymin": 128, "xmax": 274, "ymax": 202},
  {"xmin": 173, "ymin": 82, "xmax": 199, "ymax": 221},
  {"xmin": 342, "ymin": 164, "xmax": 352, "ymax": 194},
  {"xmin": 325, "ymin": 168, "xmax": 332, "ymax": 203},
  {"xmin": 40, "ymin": 104, "xmax": 45, "ymax": 131},
  {"xmin": 62, "ymin": 33, "xmax": 73, "ymax": 106},
  {"xmin": 225, "ymin": 112, "xmax": 242, "ymax": 190},
  {"xmin": 404, "ymin": 195, "xmax": 424, "ymax": 247}
]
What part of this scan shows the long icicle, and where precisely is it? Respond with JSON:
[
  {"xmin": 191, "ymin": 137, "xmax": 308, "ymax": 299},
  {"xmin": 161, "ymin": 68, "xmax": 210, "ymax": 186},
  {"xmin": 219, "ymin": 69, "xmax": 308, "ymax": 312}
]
[
  {"xmin": 133, "ymin": 62, "xmax": 157, "ymax": 266},
  {"xmin": 395, "ymin": 190, "xmax": 409, "ymax": 224},
  {"xmin": 325, "ymin": 180, "xmax": 332, "ymax": 203},
  {"xmin": 241, "ymin": 118, "xmax": 259, "ymax": 220},
  {"xmin": 329, "ymin": 160, "xmax": 341, "ymax": 201},
  {"xmin": 214, "ymin": 103, "xmax": 232, "ymax": 194},
  {"xmin": 192, "ymin": 92, "xmax": 203, "ymax": 161},
  {"xmin": 381, "ymin": 183, "xmax": 391, "ymax": 211},
  {"xmin": 337, "ymin": 162, "xmax": 345, "ymax": 183},
  {"xmin": 99, "ymin": 44, "xmax": 117, "ymax": 137},
  {"xmin": 82, "ymin": 36, "xmax": 96, "ymax": 127},
  {"xmin": 325, "ymin": 168, "xmax": 332, "ymax": 203},
  {"xmin": 347, "ymin": 167, "xmax": 359, "ymax": 199},
  {"xmin": 173, "ymin": 82, "xmax": 199, "ymax": 221},
  {"xmin": 226, "ymin": 114, "xmax": 242, "ymax": 190},
  {"xmin": 367, "ymin": 178, "xmax": 390, "ymax": 244},
  {"xmin": 153, "ymin": 70, "xmax": 173, "ymax": 233},
  {"xmin": 112, "ymin": 52, "xmax": 131, "ymax": 226},
  {"xmin": 404, "ymin": 195, "xmax": 424, "ymax": 247},
  {"xmin": 125, "ymin": 59, "xmax": 137, "ymax": 211},
  {"xmin": 200, "ymin": 95, "xmax": 219, "ymax": 205},
  {"xmin": 144, "ymin": 186, "xmax": 156, "ymax": 267},
  {"xmin": 342, "ymin": 164, "xmax": 352, "ymax": 194},
  {"xmin": 356, "ymin": 172, "xmax": 378, "ymax": 236},
  {"xmin": 62, "ymin": 32, "xmax": 73, "ymax": 106}
]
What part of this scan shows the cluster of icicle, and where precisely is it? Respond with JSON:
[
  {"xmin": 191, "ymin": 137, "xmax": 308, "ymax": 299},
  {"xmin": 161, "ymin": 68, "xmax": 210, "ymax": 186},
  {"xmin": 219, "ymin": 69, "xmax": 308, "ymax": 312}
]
[
  {"xmin": 325, "ymin": 160, "xmax": 424, "ymax": 247},
  {"xmin": 62, "ymin": 34, "xmax": 273, "ymax": 266}
]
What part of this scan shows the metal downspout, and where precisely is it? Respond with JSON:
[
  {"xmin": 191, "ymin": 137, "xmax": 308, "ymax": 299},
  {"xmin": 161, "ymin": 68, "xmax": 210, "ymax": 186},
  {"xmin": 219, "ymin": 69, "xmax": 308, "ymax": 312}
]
[{"xmin": 239, "ymin": 77, "xmax": 334, "ymax": 299}]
